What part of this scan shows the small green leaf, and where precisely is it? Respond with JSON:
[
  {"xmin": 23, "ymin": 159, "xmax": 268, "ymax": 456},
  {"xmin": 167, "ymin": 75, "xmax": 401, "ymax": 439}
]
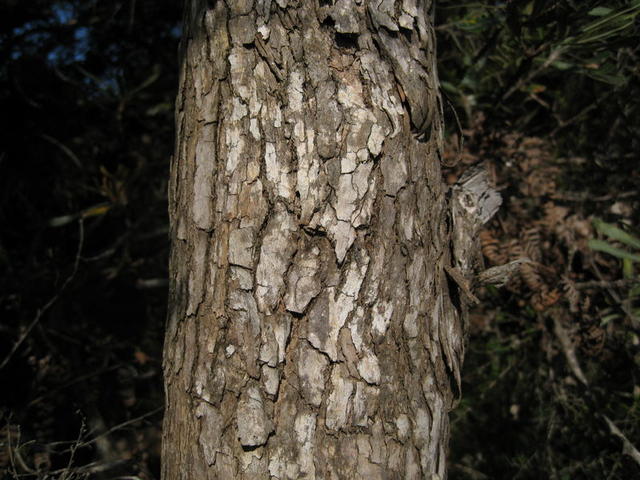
[
  {"xmin": 49, "ymin": 214, "xmax": 77, "ymax": 227},
  {"xmin": 588, "ymin": 239, "xmax": 640, "ymax": 262},
  {"xmin": 588, "ymin": 7, "xmax": 613, "ymax": 17},
  {"xmin": 623, "ymin": 259, "xmax": 634, "ymax": 279},
  {"xmin": 440, "ymin": 81, "xmax": 459, "ymax": 95},
  {"xmin": 523, "ymin": 1, "xmax": 534, "ymax": 15},
  {"xmin": 552, "ymin": 60, "xmax": 573, "ymax": 70},
  {"xmin": 593, "ymin": 218, "xmax": 640, "ymax": 249},
  {"xmin": 585, "ymin": 70, "xmax": 627, "ymax": 87},
  {"xmin": 601, "ymin": 313, "xmax": 620, "ymax": 325}
]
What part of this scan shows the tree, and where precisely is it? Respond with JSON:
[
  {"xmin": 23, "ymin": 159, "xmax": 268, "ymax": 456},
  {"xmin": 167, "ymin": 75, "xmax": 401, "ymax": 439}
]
[{"xmin": 162, "ymin": 1, "xmax": 499, "ymax": 478}]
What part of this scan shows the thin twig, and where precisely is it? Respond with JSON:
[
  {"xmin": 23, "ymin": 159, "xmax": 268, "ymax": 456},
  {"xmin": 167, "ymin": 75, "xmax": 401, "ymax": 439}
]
[
  {"xmin": 444, "ymin": 264, "xmax": 480, "ymax": 304},
  {"xmin": 46, "ymin": 459, "xmax": 129, "ymax": 477},
  {"xmin": 40, "ymin": 134, "xmax": 82, "ymax": 169},
  {"xmin": 551, "ymin": 100, "xmax": 600, "ymax": 136},
  {"xmin": 60, "ymin": 419, "xmax": 86, "ymax": 480},
  {"xmin": 502, "ymin": 47, "xmax": 566, "ymax": 101},
  {"xmin": 552, "ymin": 314, "xmax": 589, "ymax": 386},
  {"xmin": 74, "ymin": 407, "xmax": 163, "ymax": 451},
  {"xmin": 603, "ymin": 416, "xmax": 640, "ymax": 466},
  {"xmin": 450, "ymin": 463, "xmax": 490, "ymax": 479},
  {"xmin": 0, "ymin": 219, "xmax": 84, "ymax": 371}
]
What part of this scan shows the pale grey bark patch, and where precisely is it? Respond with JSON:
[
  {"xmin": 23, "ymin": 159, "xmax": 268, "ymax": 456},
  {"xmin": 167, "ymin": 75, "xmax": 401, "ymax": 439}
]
[
  {"xmin": 238, "ymin": 180, "xmax": 268, "ymax": 229},
  {"xmin": 196, "ymin": 402, "xmax": 223, "ymax": 466},
  {"xmin": 236, "ymin": 386, "xmax": 272, "ymax": 447},
  {"xmin": 352, "ymin": 382, "xmax": 379, "ymax": 427},
  {"xmin": 331, "ymin": 0, "xmax": 361, "ymax": 34},
  {"xmin": 357, "ymin": 347, "xmax": 382, "ymax": 385},
  {"xmin": 261, "ymin": 364, "xmax": 280, "ymax": 397},
  {"xmin": 284, "ymin": 244, "xmax": 322, "ymax": 314},
  {"xmin": 264, "ymin": 142, "xmax": 296, "ymax": 201},
  {"xmin": 325, "ymin": 365, "xmax": 354, "ymax": 431},
  {"xmin": 307, "ymin": 254, "xmax": 367, "ymax": 360},
  {"xmin": 186, "ymin": 230, "xmax": 208, "ymax": 316},
  {"xmin": 450, "ymin": 164, "xmax": 502, "ymax": 274},
  {"xmin": 395, "ymin": 413, "xmax": 411, "ymax": 442},
  {"xmin": 371, "ymin": 299, "xmax": 394, "ymax": 338},
  {"xmin": 258, "ymin": 322, "xmax": 279, "ymax": 367},
  {"xmin": 294, "ymin": 412, "xmax": 317, "ymax": 477},
  {"xmin": 255, "ymin": 205, "xmax": 298, "ymax": 313},
  {"xmin": 381, "ymin": 153, "xmax": 408, "ymax": 196},
  {"xmin": 367, "ymin": 123, "xmax": 386, "ymax": 156},
  {"xmin": 328, "ymin": 220, "xmax": 357, "ymax": 264},
  {"xmin": 335, "ymin": 173, "xmax": 360, "ymax": 221},
  {"xmin": 230, "ymin": 265, "xmax": 254, "ymax": 290},
  {"xmin": 347, "ymin": 306, "xmax": 366, "ymax": 352},
  {"xmin": 228, "ymin": 227, "xmax": 255, "ymax": 268},
  {"xmin": 193, "ymin": 137, "xmax": 215, "ymax": 230},
  {"xmin": 297, "ymin": 342, "xmax": 329, "ymax": 407}
]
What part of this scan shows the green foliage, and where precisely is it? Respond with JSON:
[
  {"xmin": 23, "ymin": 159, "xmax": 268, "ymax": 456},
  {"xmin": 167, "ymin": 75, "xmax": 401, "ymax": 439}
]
[
  {"xmin": 588, "ymin": 239, "xmax": 640, "ymax": 262},
  {"xmin": 589, "ymin": 219, "xmax": 640, "ymax": 324},
  {"xmin": 438, "ymin": 0, "xmax": 640, "ymax": 166},
  {"xmin": 593, "ymin": 218, "xmax": 640, "ymax": 250}
]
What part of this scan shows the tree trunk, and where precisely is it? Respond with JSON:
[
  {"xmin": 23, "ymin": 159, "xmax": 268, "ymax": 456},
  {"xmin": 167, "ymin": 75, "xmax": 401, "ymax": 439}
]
[{"xmin": 163, "ymin": 1, "xmax": 497, "ymax": 478}]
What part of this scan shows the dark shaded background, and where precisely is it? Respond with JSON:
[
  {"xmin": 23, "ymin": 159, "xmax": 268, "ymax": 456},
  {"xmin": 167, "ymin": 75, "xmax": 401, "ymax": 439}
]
[
  {"xmin": 1, "ymin": 1, "xmax": 181, "ymax": 477},
  {"xmin": 1, "ymin": 1, "xmax": 638, "ymax": 479}
]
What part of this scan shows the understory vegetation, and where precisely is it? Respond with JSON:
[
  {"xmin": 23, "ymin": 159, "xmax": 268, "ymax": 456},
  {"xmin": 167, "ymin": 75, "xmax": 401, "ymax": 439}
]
[
  {"xmin": 438, "ymin": 1, "xmax": 640, "ymax": 478},
  {"xmin": 0, "ymin": 1, "xmax": 638, "ymax": 478}
]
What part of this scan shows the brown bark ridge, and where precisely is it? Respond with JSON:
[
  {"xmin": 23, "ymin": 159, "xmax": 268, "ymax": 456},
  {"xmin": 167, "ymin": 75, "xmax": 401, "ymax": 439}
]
[{"xmin": 163, "ymin": 1, "xmax": 498, "ymax": 479}]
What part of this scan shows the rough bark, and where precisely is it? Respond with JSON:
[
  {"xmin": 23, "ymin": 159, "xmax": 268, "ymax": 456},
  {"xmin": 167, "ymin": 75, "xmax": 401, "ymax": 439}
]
[{"xmin": 163, "ymin": 1, "xmax": 493, "ymax": 478}]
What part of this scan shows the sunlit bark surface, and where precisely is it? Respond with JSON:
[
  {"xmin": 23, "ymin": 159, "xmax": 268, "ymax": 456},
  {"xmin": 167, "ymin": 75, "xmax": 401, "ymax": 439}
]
[{"xmin": 162, "ymin": 1, "xmax": 478, "ymax": 478}]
